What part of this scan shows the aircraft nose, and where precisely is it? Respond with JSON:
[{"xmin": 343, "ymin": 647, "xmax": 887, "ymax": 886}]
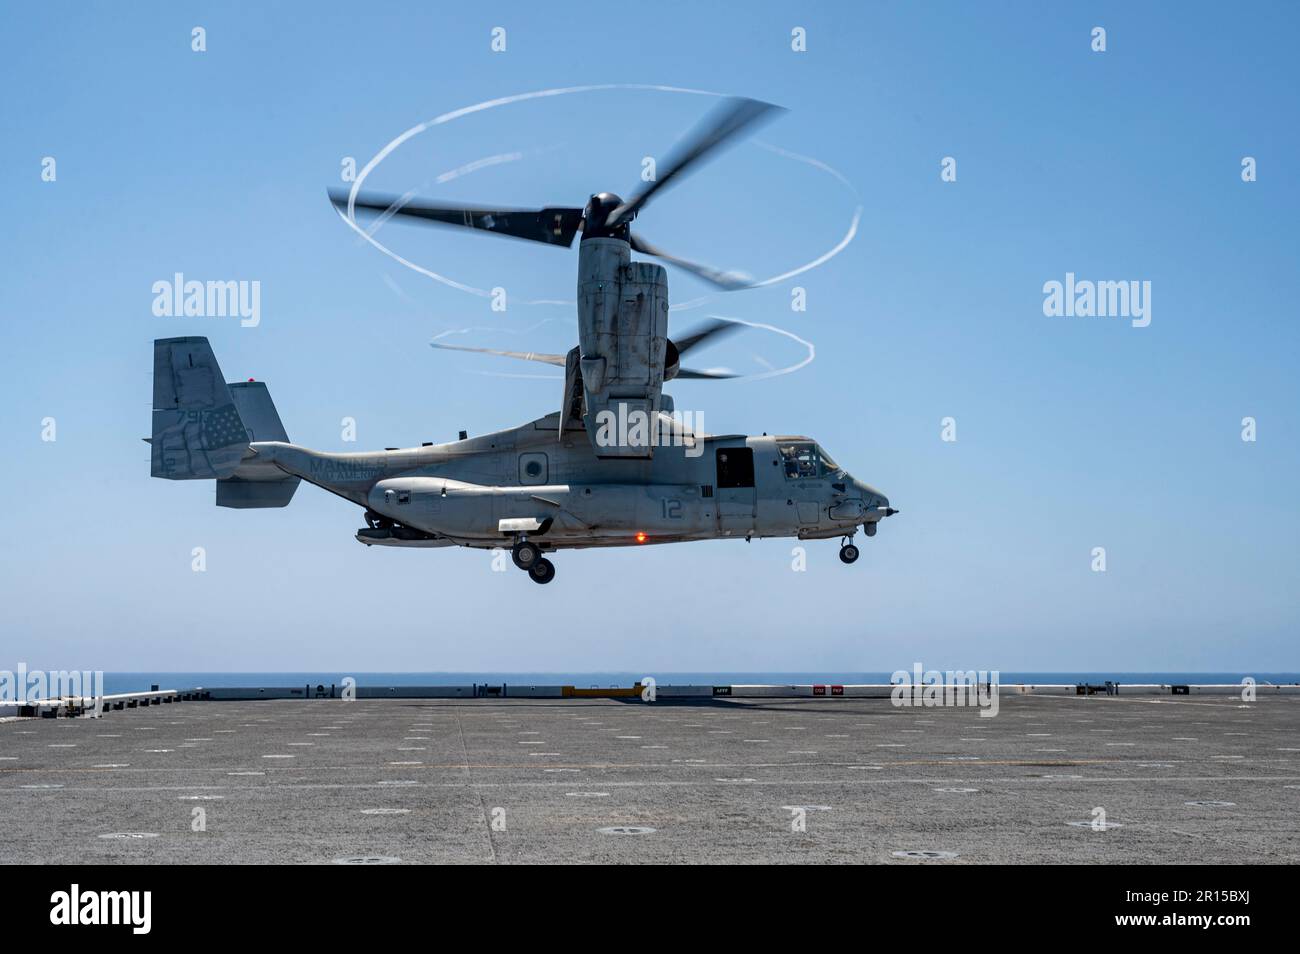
[
  {"xmin": 857, "ymin": 482, "xmax": 885, "ymax": 506},
  {"xmin": 856, "ymin": 482, "xmax": 896, "ymax": 517}
]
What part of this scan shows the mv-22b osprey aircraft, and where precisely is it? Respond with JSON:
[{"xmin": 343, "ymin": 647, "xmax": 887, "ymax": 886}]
[{"xmin": 150, "ymin": 97, "xmax": 896, "ymax": 583}]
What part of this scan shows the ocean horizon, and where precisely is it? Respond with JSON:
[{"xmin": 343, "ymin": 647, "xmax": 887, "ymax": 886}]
[{"xmin": 92, "ymin": 671, "xmax": 1300, "ymax": 693}]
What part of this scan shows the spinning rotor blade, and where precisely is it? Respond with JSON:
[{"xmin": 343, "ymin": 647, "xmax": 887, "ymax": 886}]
[
  {"xmin": 675, "ymin": 367, "xmax": 739, "ymax": 380},
  {"xmin": 672, "ymin": 318, "xmax": 745, "ymax": 357},
  {"xmin": 666, "ymin": 318, "xmax": 745, "ymax": 380},
  {"xmin": 430, "ymin": 342, "xmax": 566, "ymax": 367},
  {"xmin": 433, "ymin": 319, "xmax": 744, "ymax": 380},
  {"xmin": 629, "ymin": 232, "xmax": 753, "ymax": 291},
  {"xmin": 606, "ymin": 96, "xmax": 784, "ymax": 228},
  {"xmin": 330, "ymin": 189, "xmax": 584, "ymax": 247}
]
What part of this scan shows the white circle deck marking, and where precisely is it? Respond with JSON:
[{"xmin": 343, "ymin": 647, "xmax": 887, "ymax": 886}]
[
  {"xmin": 228, "ymin": 771, "xmax": 264, "ymax": 776},
  {"xmin": 935, "ymin": 787, "xmax": 978, "ymax": 793},
  {"xmin": 333, "ymin": 855, "xmax": 401, "ymax": 864},
  {"xmin": 361, "ymin": 808, "xmax": 411, "ymax": 815},
  {"xmin": 99, "ymin": 832, "xmax": 159, "ymax": 840},
  {"xmin": 566, "ymin": 792, "xmax": 610, "ymax": 797}
]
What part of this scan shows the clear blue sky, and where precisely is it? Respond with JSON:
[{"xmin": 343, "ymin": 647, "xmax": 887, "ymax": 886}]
[{"xmin": 2, "ymin": 1, "xmax": 1296, "ymax": 672}]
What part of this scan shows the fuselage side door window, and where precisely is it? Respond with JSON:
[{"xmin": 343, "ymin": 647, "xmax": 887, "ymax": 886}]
[
  {"xmin": 716, "ymin": 447, "xmax": 755, "ymax": 488},
  {"xmin": 714, "ymin": 446, "xmax": 756, "ymax": 533}
]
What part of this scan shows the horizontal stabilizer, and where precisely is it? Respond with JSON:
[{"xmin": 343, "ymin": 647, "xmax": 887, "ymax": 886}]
[{"xmin": 216, "ymin": 476, "xmax": 300, "ymax": 509}]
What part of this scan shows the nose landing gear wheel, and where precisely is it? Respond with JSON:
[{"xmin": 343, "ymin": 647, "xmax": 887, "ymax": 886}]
[
  {"xmin": 512, "ymin": 540, "xmax": 540, "ymax": 569},
  {"xmin": 528, "ymin": 557, "xmax": 556, "ymax": 584},
  {"xmin": 839, "ymin": 543, "xmax": 860, "ymax": 564}
]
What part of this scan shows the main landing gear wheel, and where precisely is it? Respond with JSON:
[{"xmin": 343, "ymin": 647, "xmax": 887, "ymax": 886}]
[
  {"xmin": 528, "ymin": 557, "xmax": 556, "ymax": 584},
  {"xmin": 512, "ymin": 540, "xmax": 540, "ymax": 569},
  {"xmin": 839, "ymin": 543, "xmax": 860, "ymax": 564}
]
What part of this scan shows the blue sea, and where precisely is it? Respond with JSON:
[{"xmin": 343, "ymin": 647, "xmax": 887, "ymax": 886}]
[{"xmin": 98, "ymin": 671, "xmax": 1300, "ymax": 693}]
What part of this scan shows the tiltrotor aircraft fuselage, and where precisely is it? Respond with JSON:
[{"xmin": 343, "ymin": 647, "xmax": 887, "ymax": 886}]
[{"xmin": 150, "ymin": 97, "xmax": 897, "ymax": 583}]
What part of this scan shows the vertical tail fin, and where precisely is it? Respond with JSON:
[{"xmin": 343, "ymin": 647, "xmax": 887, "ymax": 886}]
[
  {"xmin": 218, "ymin": 380, "xmax": 300, "ymax": 508},
  {"xmin": 151, "ymin": 337, "xmax": 248, "ymax": 479},
  {"xmin": 228, "ymin": 381, "xmax": 289, "ymax": 442}
]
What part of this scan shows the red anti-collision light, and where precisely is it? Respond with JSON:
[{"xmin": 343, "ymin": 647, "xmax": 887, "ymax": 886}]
[{"xmin": 635, "ymin": 532, "xmax": 647, "ymax": 543}]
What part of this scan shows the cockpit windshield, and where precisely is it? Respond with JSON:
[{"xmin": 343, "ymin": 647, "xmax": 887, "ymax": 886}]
[{"xmin": 778, "ymin": 441, "xmax": 842, "ymax": 480}]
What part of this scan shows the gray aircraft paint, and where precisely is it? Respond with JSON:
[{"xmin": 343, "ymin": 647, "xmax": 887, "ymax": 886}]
[{"xmin": 150, "ymin": 337, "xmax": 892, "ymax": 561}]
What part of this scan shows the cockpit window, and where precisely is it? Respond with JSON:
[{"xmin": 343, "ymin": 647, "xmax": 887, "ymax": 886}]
[
  {"xmin": 780, "ymin": 442, "xmax": 819, "ymax": 479},
  {"xmin": 778, "ymin": 442, "xmax": 841, "ymax": 480},
  {"xmin": 818, "ymin": 446, "xmax": 839, "ymax": 473}
]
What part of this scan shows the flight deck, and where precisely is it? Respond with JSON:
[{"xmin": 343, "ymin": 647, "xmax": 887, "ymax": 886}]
[{"xmin": 3, "ymin": 691, "xmax": 1297, "ymax": 864}]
